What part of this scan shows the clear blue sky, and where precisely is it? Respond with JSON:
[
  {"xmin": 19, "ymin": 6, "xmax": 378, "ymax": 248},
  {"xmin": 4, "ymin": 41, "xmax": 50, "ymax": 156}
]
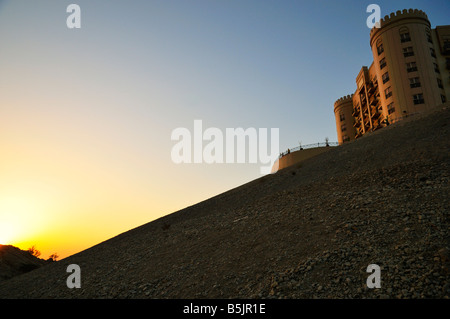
[{"xmin": 0, "ymin": 0, "xmax": 448, "ymax": 258}]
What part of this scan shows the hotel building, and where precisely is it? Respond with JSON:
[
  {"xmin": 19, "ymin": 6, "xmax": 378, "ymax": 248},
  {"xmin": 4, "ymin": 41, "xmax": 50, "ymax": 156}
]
[{"xmin": 334, "ymin": 9, "xmax": 450, "ymax": 145}]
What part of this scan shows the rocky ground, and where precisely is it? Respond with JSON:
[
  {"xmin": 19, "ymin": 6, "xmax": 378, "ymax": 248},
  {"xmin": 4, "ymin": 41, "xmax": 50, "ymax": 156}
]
[{"xmin": 0, "ymin": 105, "xmax": 448, "ymax": 299}]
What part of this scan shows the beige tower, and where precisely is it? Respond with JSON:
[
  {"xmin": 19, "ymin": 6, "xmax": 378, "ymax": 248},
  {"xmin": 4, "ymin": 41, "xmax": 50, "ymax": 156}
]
[
  {"xmin": 333, "ymin": 9, "xmax": 448, "ymax": 142},
  {"xmin": 334, "ymin": 94, "xmax": 355, "ymax": 145},
  {"xmin": 370, "ymin": 9, "xmax": 446, "ymax": 121}
]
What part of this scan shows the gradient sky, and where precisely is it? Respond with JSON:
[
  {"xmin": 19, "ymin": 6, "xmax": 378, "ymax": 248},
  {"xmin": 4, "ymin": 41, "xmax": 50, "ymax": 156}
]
[{"xmin": 1, "ymin": 0, "xmax": 449, "ymax": 259}]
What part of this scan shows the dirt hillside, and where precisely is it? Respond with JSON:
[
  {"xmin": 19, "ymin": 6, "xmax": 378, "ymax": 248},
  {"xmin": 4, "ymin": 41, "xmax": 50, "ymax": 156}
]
[
  {"xmin": 0, "ymin": 245, "xmax": 49, "ymax": 283},
  {"xmin": 0, "ymin": 105, "xmax": 448, "ymax": 299}
]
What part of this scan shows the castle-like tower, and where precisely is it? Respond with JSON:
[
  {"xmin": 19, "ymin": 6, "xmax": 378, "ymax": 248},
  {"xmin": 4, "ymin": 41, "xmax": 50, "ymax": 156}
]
[
  {"xmin": 334, "ymin": 9, "xmax": 450, "ymax": 145},
  {"xmin": 334, "ymin": 94, "xmax": 355, "ymax": 144}
]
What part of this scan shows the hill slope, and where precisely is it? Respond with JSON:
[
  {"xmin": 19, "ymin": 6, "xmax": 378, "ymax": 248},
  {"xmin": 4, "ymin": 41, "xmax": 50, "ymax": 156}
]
[
  {"xmin": 0, "ymin": 245, "xmax": 49, "ymax": 283},
  {"xmin": 0, "ymin": 105, "xmax": 449, "ymax": 299}
]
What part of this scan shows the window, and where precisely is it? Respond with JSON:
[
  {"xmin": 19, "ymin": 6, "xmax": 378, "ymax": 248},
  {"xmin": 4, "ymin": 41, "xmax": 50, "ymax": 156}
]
[
  {"xmin": 385, "ymin": 87, "xmax": 393, "ymax": 98},
  {"xmin": 406, "ymin": 62, "xmax": 417, "ymax": 72},
  {"xmin": 413, "ymin": 93, "xmax": 425, "ymax": 105},
  {"xmin": 377, "ymin": 42, "xmax": 384, "ymax": 56},
  {"xmin": 387, "ymin": 102, "xmax": 395, "ymax": 115},
  {"xmin": 434, "ymin": 63, "xmax": 440, "ymax": 74},
  {"xmin": 409, "ymin": 77, "xmax": 421, "ymax": 88},
  {"xmin": 382, "ymin": 72, "xmax": 389, "ymax": 84},
  {"xmin": 342, "ymin": 135, "xmax": 350, "ymax": 142},
  {"xmin": 444, "ymin": 40, "xmax": 450, "ymax": 54},
  {"xmin": 426, "ymin": 29, "xmax": 433, "ymax": 43},
  {"xmin": 437, "ymin": 78, "xmax": 443, "ymax": 89},
  {"xmin": 341, "ymin": 123, "xmax": 347, "ymax": 132},
  {"xmin": 379, "ymin": 58, "xmax": 386, "ymax": 70},
  {"xmin": 442, "ymin": 95, "xmax": 447, "ymax": 103},
  {"xmin": 339, "ymin": 113, "xmax": 345, "ymax": 122},
  {"xmin": 403, "ymin": 47, "xmax": 414, "ymax": 57},
  {"xmin": 400, "ymin": 32, "xmax": 411, "ymax": 43},
  {"xmin": 430, "ymin": 47, "xmax": 436, "ymax": 58}
]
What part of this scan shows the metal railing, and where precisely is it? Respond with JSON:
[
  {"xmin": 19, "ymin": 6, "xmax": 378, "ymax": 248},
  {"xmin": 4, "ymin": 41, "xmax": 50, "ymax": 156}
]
[{"xmin": 279, "ymin": 142, "xmax": 338, "ymax": 158}]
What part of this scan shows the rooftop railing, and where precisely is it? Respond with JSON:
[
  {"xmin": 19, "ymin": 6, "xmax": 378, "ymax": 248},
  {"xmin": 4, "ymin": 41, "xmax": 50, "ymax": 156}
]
[{"xmin": 279, "ymin": 142, "xmax": 339, "ymax": 158}]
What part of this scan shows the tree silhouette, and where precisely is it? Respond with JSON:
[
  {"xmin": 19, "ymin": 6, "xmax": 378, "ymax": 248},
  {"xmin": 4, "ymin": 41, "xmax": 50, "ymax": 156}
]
[
  {"xmin": 27, "ymin": 245, "xmax": 41, "ymax": 258},
  {"xmin": 48, "ymin": 253, "xmax": 59, "ymax": 261}
]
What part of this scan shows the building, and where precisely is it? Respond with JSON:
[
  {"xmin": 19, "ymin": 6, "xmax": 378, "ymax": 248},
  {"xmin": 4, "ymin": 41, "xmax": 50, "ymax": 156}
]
[{"xmin": 334, "ymin": 9, "xmax": 450, "ymax": 145}]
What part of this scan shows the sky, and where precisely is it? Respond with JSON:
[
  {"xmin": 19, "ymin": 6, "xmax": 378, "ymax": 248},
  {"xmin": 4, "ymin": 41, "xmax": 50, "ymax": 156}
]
[{"xmin": 0, "ymin": 0, "xmax": 449, "ymax": 259}]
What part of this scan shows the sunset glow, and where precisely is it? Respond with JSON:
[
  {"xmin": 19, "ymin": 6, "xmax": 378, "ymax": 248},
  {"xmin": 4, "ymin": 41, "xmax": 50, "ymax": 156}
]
[{"xmin": 1, "ymin": 0, "xmax": 448, "ymax": 260}]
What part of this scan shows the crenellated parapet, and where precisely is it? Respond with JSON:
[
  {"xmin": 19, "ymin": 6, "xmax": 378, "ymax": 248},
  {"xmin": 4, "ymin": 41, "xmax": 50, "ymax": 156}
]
[
  {"xmin": 334, "ymin": 94, "xmax": 354, "ymax": 109},
  {"xmin": 370, "ymin": 9, "xmax": 430, "ymax": 45}
]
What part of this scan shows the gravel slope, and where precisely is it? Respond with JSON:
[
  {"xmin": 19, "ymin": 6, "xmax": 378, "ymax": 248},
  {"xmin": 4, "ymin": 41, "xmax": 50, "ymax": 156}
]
[{"xmin": 0, "ymin": 105, "xmax": 449, "ymax": 299}]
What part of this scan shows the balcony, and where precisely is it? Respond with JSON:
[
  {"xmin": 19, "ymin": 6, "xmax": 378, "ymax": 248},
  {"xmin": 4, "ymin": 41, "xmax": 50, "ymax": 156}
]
[
  {"xmin": 373, "ymin": 119, "xmax": 383, "ymax": 130},
  {"xmin": 370, "ymin": 96, "xmax": 379, "ymax": 106},
  {"xmin": 363, "ymin": 116, "xmax": 370, "ymax": 126},
  {"xmin": 352, "ymin": 107, "xmax": 360, "ymax": 117},
  {"xmin": 360, "ymin": 98, "xmax": 367, "ymax": 107},
  {"xmin": 371, "ymin": 109, "xmax": 381, "ymax": 119},
  {"xmin": 353, "ymin": 119, "xmax": 361, "ymax": 128}
]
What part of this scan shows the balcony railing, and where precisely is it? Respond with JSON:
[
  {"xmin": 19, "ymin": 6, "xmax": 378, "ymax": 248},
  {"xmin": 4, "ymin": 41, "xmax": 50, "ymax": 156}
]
[
  {"xmin": 371, "ymin": 110, "xmax": 381, "ymax": 119},
  {"xmin": 370, "ymin": 96, "xmax": 379, "ymax": 106}
]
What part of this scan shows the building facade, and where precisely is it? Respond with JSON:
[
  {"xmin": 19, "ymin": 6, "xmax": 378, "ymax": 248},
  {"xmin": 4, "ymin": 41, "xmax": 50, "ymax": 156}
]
[{"xmin": 334, "ymin": 9, "xmax": 450, "ymax": 145}]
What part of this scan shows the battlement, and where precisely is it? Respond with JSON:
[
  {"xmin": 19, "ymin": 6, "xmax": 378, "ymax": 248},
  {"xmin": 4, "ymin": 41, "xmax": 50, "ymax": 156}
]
[
  {"xmin": 370, "ymin": 9, "xmax": 430, "ymax": 41},
  {"xmin": 334, "ymin": 94, "xmax": 354, "ymax": 107}
]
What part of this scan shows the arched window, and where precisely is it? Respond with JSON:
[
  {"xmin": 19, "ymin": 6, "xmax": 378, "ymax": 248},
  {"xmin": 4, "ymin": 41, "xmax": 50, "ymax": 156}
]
[
  {"xmin": 399, "ymin": 27, "xmax": 411, "ymax": 43},
  {"xmin": 376, "ymin": 39, "xmax": 384, "ymax": 56}
]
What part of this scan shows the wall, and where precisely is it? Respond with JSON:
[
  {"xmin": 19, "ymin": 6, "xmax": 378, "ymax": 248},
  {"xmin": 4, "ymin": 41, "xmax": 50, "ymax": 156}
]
[{"xmin": 272, "ymin": 146, "xmax": 335, "ymax": 173}]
